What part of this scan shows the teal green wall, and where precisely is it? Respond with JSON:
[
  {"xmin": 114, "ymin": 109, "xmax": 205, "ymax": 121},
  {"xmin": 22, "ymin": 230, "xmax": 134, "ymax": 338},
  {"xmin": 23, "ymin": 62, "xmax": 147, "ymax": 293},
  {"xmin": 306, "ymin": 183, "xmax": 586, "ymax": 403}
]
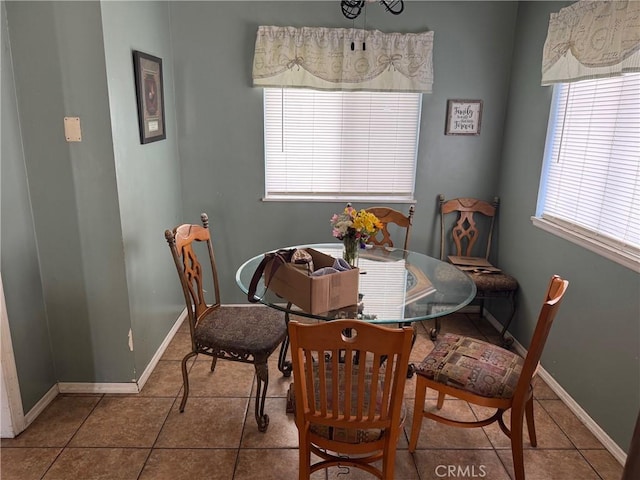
[
  {"xmin": 4, "ymin": 0, "xmax": 185, "ymax": 407},
  {"xmin": 498, "ymin": 1, "xmax": 639, "ymax": 452},
  {"xmin": 5, "ymin": 1, "xmax": 133, "ymax": 388},
  {"xmin": 100, "ymin": 1, "xmax": 184, "ymax": 387},
  {"xmin": 2, "ymin": 0, "xmax": 637, "ymax": 454},
  {"xmin": 168, "ymin": 1, "xmax": 518, "ymax": 301},
  {"xmin": 1, "ymin": 3, "xmax": 56, "ymax": 410}
]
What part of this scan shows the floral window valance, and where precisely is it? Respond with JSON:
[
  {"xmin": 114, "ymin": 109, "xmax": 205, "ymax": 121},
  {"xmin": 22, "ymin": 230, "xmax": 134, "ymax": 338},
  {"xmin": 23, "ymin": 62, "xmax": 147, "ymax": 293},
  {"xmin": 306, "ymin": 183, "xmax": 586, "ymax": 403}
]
[
  {"xmin": 252, "ymin": 26, "xmax": 434, "ymax": 93},
  {"xmin": 541, "ymin": 0, "xmax": 640, "ymax": 85}
]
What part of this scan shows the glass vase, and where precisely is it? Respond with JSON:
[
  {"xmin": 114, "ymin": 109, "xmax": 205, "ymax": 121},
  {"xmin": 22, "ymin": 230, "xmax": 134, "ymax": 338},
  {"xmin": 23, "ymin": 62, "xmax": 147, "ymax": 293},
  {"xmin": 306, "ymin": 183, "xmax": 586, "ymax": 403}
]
[{"xmin": 343, "ymin": 235, "xmax": 359, "ymax": 267}]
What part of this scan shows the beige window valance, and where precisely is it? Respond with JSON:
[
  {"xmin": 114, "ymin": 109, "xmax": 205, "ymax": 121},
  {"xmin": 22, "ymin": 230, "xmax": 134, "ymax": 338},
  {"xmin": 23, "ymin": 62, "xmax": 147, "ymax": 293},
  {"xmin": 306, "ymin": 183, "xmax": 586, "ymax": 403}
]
[
  {"xmin": 541, "ymin": 0, "xmax": 640, "ymax": 85},
  {"xmin": 252, "ymin": 26, "xmax": 434, "ymax": 93}
]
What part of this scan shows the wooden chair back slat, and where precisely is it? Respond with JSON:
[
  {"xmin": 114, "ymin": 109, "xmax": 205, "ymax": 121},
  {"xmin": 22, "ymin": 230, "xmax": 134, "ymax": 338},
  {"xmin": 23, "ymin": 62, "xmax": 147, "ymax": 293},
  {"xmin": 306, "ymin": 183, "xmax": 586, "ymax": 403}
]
[
  {"xmin": 289, "ymin": 320, "xmax": 413, "ymax": 472},
  {"xmin": 366, "ymin": 206, "xmax": 415, "ymax": 250},
  {"xmin": 439, "ymin": 195, "xmax": 499, "ymax": 260}
]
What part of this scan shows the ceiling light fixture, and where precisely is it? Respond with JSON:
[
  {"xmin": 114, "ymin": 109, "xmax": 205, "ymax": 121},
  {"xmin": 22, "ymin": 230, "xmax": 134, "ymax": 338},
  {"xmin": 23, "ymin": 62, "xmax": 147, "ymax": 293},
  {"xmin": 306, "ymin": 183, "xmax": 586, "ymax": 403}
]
[{"xmin": 341, "ymin": 0, "xmax": 404, "ymax": 20}]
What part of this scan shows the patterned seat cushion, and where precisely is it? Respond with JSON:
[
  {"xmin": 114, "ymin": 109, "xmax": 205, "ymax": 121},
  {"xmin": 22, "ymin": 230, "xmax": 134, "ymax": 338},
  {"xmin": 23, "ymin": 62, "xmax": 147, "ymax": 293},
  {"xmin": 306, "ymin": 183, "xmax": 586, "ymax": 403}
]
[
  {"xmin": 194, "ymin": 306, "xmax": 286, "ymax": 357},
  {"xmin": 415, "ymin": 333, "xmax": 523, "ymax": 399},
  {"xmin": 302, "ymin": 361, "xmax": 405, "ymax": 444},
  {"xmin": 468, "ymin": 271, "xmax": 518, "ymax": 292}
]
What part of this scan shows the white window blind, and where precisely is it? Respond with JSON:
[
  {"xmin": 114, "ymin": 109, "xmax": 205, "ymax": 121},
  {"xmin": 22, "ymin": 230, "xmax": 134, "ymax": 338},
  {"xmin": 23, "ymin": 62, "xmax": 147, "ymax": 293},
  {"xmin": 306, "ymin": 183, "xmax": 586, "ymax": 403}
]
[
  {"xmin": 537, "ymin": 73, "xmax": 640, "ymax": 261},
  {"xmin": 263, "ymin": 88, "xmax": 421, "ymax": 202}
]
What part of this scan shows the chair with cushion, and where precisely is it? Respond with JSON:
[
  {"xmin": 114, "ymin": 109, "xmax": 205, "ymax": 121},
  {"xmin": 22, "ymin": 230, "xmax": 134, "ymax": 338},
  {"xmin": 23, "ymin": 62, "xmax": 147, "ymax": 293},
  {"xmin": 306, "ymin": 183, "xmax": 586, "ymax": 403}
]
[
  {"xmin": 433, "ymin": 194, "xmax": 518, "ymax": 345},
  {"xmin": 409, "ymin": 275, "xmax": 569, "ymax": 480},
  {"xmin": 289, "ymin": 319, "xmax": 413, "ymax": 480},
  {"xmin": 165, "ymin": 213, "xmax": 287, "ymax": 432},
  {"xmin": 365, "ymin": 205, "xmax": 415, "ymax": 250}
]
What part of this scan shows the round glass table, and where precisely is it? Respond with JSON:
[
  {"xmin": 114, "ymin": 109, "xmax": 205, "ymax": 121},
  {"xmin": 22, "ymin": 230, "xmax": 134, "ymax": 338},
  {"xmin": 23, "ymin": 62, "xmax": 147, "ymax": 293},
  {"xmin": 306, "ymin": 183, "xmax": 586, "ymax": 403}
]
[
  {"xmin": 236, "ymin": 243, "xmax": 476, "ymax": 325},
  {"xmin": 237, "ymin": 243, "xmax": 476, "ymax": 378}
]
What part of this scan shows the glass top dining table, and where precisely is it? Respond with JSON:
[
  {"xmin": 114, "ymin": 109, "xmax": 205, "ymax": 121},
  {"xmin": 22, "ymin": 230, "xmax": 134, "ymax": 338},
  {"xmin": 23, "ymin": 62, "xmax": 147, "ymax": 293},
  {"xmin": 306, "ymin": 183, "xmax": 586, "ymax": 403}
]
[{"xmin": 236, "ymin": 243, "xmax": 477, "ymax": 325}]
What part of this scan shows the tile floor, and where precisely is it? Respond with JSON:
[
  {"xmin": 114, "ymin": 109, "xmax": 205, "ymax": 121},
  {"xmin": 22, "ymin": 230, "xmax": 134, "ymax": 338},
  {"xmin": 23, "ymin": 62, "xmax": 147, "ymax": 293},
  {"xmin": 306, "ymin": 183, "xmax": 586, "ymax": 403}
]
[{"xmin": 1, "ymin": 311, "xmax": 624, "ymax": 480}]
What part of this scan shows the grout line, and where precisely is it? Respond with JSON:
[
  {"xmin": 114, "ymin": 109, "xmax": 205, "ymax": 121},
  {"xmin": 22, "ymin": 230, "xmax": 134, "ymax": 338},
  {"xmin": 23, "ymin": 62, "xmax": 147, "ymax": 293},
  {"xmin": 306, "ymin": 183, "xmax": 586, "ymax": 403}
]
[
  {"xmin": 231, "ymin": 371, "xmax": 254, "ymax": 479},
  {"xmin": 38, "ymin": 393, "xmax": 106, "ymax": 480},
  {"xmin": 141, "ymin": 394, "xmax": 179, "ymax": 477},
  {"xmin": 534, "ymin": 399, "xmax": 605, "ymax": 480},
  {"xmin": 65, "ymin": 394, "xmax": 105, "ymax": 446}
]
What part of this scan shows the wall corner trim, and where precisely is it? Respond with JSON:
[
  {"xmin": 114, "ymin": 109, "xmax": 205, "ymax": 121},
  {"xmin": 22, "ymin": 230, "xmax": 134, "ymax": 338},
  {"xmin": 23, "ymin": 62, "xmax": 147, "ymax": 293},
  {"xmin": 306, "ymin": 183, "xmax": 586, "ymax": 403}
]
[{"xmin": 23, "ymin": 384, "xmax": 59, "ymax": 427}]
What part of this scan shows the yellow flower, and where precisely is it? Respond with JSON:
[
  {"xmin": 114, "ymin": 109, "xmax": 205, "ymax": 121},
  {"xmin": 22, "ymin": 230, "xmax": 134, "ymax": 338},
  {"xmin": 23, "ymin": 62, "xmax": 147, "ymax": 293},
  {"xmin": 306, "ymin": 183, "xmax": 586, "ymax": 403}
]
[
  {"xmin": 330, "ymin": 204, "xmax": 381, "ymax": 242},
  {"xmin": 352, "ymin": 210, "xmax": 380, "ymax": 236}
]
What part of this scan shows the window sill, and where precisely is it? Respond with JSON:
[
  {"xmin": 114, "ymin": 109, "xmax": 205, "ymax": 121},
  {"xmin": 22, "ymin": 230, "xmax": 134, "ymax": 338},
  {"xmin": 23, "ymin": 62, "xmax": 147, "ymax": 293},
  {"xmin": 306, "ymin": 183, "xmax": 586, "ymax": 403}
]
[
  {"xmin": 531, "ymin": 216, "xmax": 640, "ymax": 273},
  {"xmin": 263, "ymin": 195, "xmax": 416, "ymax": 204}
]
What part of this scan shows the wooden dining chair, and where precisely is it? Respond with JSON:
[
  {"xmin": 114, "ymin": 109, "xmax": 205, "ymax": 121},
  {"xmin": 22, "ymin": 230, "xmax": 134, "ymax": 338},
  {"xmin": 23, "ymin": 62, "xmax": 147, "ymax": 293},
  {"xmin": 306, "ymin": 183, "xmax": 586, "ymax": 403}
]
[
  {"xmin": 288, "ymin": 319, "xmax": 413, "ymax": 480},
  {"xmin": 434, "ymin": 194, "xmax": 518, "ymax": 345},
  {"xmin": 409, "ymin": 275, "xmax": 569, "ymax": 480},
  {"xmin": 365, "ymin": 205, "xmax": 415, "ymax": 250},
  {"xmin": 165, "ymin": 213, "xmax": 287, "ymax": 432}
]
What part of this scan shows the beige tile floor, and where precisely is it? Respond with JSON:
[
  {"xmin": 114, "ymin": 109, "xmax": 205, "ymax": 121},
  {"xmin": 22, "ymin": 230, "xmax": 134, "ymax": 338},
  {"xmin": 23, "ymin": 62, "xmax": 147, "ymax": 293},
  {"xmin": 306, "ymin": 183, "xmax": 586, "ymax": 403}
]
[{"xmin": 1, "ymin": 312, "xmax": 624, "ymax": 480}]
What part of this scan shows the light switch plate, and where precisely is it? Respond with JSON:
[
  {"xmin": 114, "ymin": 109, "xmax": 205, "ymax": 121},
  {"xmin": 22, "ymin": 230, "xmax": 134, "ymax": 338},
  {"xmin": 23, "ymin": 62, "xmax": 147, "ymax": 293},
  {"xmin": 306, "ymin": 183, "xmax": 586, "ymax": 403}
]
[{"xmin": 64, "ymin": 117, "xmax": 82, "ymax": 142}]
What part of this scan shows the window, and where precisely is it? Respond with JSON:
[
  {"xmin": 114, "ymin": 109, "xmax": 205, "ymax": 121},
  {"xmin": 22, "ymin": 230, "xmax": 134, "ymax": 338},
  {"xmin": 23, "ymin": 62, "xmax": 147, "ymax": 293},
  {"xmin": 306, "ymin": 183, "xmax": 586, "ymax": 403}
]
[
  {"xmin": 534, "ymin": 73, "xmax": 640, "ymax": 270},
  {"xmin": 263, "ymin": 88, "xmax": 422, "ymax": 202}
]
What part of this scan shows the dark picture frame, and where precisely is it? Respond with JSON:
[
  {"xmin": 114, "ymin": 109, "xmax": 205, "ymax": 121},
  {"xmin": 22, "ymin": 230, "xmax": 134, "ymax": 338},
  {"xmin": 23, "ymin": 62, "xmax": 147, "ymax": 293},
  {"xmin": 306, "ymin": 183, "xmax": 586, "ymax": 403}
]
[
  {"xmin": 133, "ymin": 50, "xmax": 166, "ymax": 144},
  {"xmin": 445, "ymin": 99, "xmax": 483, "ymax": 136}
]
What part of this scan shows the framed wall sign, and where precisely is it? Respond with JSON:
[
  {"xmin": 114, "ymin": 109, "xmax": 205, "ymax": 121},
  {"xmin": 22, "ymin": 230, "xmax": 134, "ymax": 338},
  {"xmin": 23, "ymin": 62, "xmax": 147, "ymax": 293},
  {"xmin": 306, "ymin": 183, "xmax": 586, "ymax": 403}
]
[
  {"xmin": 133, "ymin": 50, "xmax": 166, "ymax": 144},
  {"xmin": 445, "ymin": 99, "xmax": 483, "ymax": 136}
]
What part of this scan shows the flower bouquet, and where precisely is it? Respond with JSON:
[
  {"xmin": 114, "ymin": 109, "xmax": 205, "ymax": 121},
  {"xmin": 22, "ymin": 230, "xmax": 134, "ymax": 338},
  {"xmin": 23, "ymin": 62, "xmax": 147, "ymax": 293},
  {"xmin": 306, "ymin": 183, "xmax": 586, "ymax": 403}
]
[{"xmin": 330, "ymin": 204, "xmax": 383, "ymax": 266}]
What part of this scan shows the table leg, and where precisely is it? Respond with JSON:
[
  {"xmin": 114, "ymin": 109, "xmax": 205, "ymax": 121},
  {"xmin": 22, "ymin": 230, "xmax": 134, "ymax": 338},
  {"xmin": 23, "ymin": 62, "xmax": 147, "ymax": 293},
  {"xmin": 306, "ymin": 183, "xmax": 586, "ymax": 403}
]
[
  {"xmin": 278, "ymin": 305, "xmax": 293, "ymax": 377},
  {"xmin": 401, "ymin": 321, "xmax": 417, "ymax": 378},
  {"xmin": 498, "ymin": 292, "xmax": 516, "ymax": 348}
]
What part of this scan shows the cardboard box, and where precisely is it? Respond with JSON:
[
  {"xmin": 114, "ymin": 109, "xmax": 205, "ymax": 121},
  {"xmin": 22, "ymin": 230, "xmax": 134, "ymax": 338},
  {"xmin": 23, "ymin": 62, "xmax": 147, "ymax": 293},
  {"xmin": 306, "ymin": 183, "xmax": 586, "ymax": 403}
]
[{"xmin": 265, "ymin": 248, "xmax": 359, "ymax": 315}]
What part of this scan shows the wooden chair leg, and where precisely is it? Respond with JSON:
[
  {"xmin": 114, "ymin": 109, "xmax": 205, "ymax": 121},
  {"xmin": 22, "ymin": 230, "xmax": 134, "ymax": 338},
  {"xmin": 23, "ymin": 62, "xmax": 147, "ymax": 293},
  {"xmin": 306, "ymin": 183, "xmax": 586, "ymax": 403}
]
[
  {"xmin": 510, "ymin": 405, "xmax": 526, "ymax": 480},
  {"xmin": 179, "ymin": 351, "xmax": 197, "ymax": 412},
  {"xmin": 254, "ymin": 362, "xmax": 270, "ymax": 432},
  {"xmin": 437, "ymin": 391, "xmax": 446, "ymax": 409},
  {"xmin": 409, "ymin": 376, "xmax": 427, "ymax": 452},
  {"xmin": 298, "ymin": 429, "xmax": 311, "ymax": 480},
  {"xmin": 383, "ymin": 442, "xmax": 397, "ymax": 480},
  {"xmin": 525, "ymin": 395, "xmax": 537, "ymax": 447}
]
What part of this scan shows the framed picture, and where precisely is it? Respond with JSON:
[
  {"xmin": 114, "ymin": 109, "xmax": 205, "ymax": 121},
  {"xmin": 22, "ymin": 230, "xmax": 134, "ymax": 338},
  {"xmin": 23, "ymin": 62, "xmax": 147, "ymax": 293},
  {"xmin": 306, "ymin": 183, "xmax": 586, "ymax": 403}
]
[
  {"xmin": 133, "ymin": 50, "xmax": 166, "ymax": 144},
  {"xmin": 445, "ymin": 99, "xmax": 483, "ymax": 135}
]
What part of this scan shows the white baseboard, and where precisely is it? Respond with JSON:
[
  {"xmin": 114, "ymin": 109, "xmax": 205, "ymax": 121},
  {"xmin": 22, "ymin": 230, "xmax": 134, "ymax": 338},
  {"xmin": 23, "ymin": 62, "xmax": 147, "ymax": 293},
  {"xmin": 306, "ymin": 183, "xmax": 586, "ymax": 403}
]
[
  {"xmin": 135, "ymin": 308, "xmax": 187, "ymax": 391},
  {"xmin": 25, "ymin": 309, "xmax": 189, "ymax": 422},
  {"xmin": 24, "ymin": 384, "xmax": 58, "ymax": 426},
  {"xmin": 536, "ymin": 368, "xmax": 627, "ymax": 466},
  {"xmin": 51, "ymin": 305, "xmax": 264, "ymax": 398},
  {"xmin": 57, "ymin": 382, "xmax": 139, "ymax": 394},
  {"xmin": 483, "ymin": 309, "xmax": 627, "ymax": 466}
]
